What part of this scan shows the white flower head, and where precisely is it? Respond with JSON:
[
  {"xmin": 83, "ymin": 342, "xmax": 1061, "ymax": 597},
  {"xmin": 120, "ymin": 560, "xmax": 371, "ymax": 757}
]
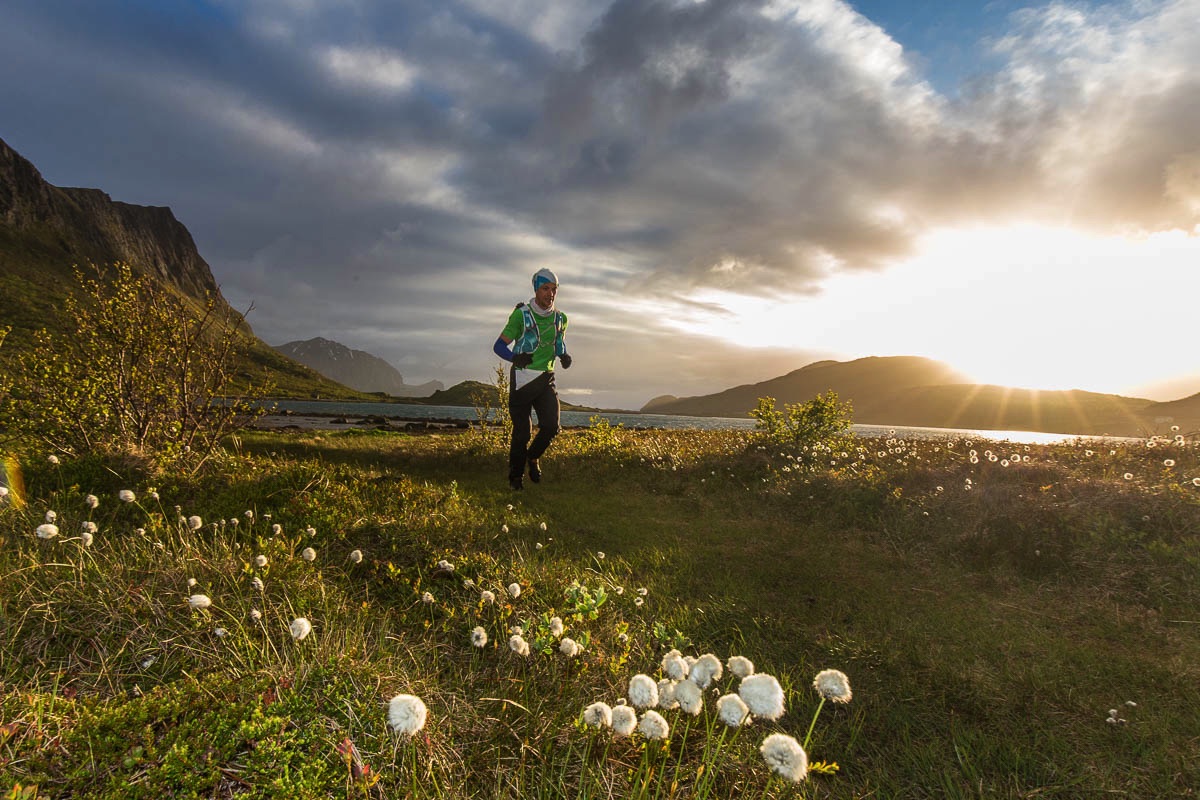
[
  {"xmin": 662, "ymin": 650, "xmax": 689, "ymax": 681},
  {"xmin": 462, "ymin": 578, "xmax": 475, "ymax": 589},
  {"xmin": 760, "ymin": 733, "xmax": 808, "ymax": 782},
  {"xmin": 507, "ymin": 582, "xmax": 521, "ymax": 599},
  {"xmin": 637, "ymin": 587, "xmax": 648, "ymax": 596},
  {"xmin": 549, "ymin": 616, "xmax": 564, "ymax": 637},
  {"xmin": 739, "ymin": 673, "xmax": 785, "ymax": 720},
  {"xmin": 559, "ymin": 637, "xmax": 580, "ymax": 657},
  {"xmin": 501, "ymin": 524, "xmax": 509, "ymax": 534},
  {"xmin": 48, "ymin": 455, "xmax": 60, "ymax": 465},
  {"xmin": 717, "ymin": 693, "xmax": 751, "ymax": 727},
  {"xmin": 271, "ymin": 523, "xmax": 283, "ymax": 535},
  {"xmin": 290, "ymin": 617, "xmax": 312, "ymax": 641},
  {"xmin": 471, "ymin": 626, "xmax": 488, "ymax": 647},
  {"xmin": 85, "ymin": 494, "xmax": 99, "ymax": 509},
  {"xmin": 509, "ymin": 634, "xmax": 530, "ymax": 657},
  {"xmin": 674, "ymin": 679, "xmax": 703, "ymax": 716},
  {"xmin": 813, "ymin": 669, "xmax": 852, "ymax": 703},
  {"xmin": 421, "ymin": 592, "xmax": 435, "ymax": 604},
  {"xmin": 187, "ymin": 577, "xmax": 198, "ymax": 588},
  {"xmin": 437, "ymin": 559, "xmax": 455, "ymax": 571},
  {"xmin": 582, "ymin": 701, "xmax": 612, "ymax": 728},
  {"xmin": 387, "ymin": 694, "xmax": 428, "ymax": 736},
  {"xmin": 728, "ymin": 655, "xmax": 755, "ymax": 678},
  {"xmin": 250, "ymin": 608, "xmax": 262, "ymax": 621},
  {"xmin": 244, "ymin": 509, "xmax": 254, "ymax": 519},
  {"xmin": 689, "ymin": 653, "xmax": 723, "ymax": 689},
  {"xmin": 188, "ymin": 594, "xmax": 212, "ymax": 610},
  {"xmin": 610, "ymin": 705, "xmax": 637, "ymax": 737},
  {"xmin": 214, "ymin": 627, "xmax": 228, "ymax": 638},
  {"xmin": 539, "ymin": 522, "xmax": 547, "ymax": 531},
  {"xmin": 634, "ymin": 597, "xmax": 644, "ymax": 607},
  {"xmin": 628, "ymin": 674, "xmax": 659, "ymax": 709},
  {"xmin": 0, "ymin": 486, "xmax": 8, "ymax": 502},
  {"xmin": 118, "ymin": 489, "xmax": 136, "ymax": 503},
  {"xmin": 480, "ymin": 590, "xmax": 496, "ymax": 605},
  {"xmin": 657, "ymin": 679, "xmax": 679, "ymax": 710},
  {"xmin": 45, "ymin": 510, "xmax": 57, "ymax": 523},
  {"xmin": 301, "ymin": 547, "xmax": 317, "ymax": 562},
  {"xmin": 80, "ymin": 530, "xmax": 94, "ymax": 547},
  {"xmin": 349, "ymin": 549, "xmax": 363, "ymax": 563},
  {"xmin": 305, "ymin": 526, "xmax": 316, "ymax": 536},
  {"xmin": 251, "ymin": 576, "xmax": 265, "ymax": 592},
  {"xmin": 638, "ymin": 710, "xmax": 670, "ymax": 740},
  {"xmin": 187, "ymin": 515, "xmax": 203, "ymax": 530},
  {"xmin": 596, "ymin": 551, "xmax": 605, "ymax": 560},
  {"xmin": 35, "ymin": 523, "xmax": 59, "ymax": 539},
  {"xmin": 149, "ymin": 491, "xmax": 159, "ymax": 501},
  {"xmin": 254, "ymin": 554, "xmax": 268, "ymax": 568}
]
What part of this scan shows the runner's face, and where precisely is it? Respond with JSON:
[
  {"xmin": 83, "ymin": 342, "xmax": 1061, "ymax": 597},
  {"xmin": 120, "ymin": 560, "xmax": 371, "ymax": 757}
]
[{"xmin": 535, "ymin": 282, "xmax": 557, "ymax": 307}]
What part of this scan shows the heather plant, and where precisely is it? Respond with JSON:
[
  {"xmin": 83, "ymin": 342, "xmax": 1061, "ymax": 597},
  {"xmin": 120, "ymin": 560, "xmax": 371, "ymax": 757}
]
[{"xmin": 0, "ymin": 263, "xmax": 268, "ymax": 470}]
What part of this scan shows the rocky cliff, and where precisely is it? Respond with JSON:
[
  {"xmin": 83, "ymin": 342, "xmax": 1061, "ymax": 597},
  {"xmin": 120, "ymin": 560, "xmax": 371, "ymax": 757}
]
[{"xmin": 0, "ymin": 135, "xmax": 219, "ymax": 301}]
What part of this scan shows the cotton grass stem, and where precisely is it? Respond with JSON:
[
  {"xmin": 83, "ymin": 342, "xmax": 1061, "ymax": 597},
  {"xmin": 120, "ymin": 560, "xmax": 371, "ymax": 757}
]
[{"xmin": 803, "ymin": 697, "xmax": 826, "ymax": 750}]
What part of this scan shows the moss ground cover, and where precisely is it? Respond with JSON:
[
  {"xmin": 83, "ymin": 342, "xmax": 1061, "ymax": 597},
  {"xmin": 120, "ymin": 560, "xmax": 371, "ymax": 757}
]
[{"xmin": 2, "ymin": 426, "xmax": 1198, "ymax": 798}]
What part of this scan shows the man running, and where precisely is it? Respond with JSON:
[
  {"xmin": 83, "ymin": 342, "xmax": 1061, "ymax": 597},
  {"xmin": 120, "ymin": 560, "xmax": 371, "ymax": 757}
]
[{"xmin": 492, "ymin": 268, "xmax": 572, "ymax": 490}]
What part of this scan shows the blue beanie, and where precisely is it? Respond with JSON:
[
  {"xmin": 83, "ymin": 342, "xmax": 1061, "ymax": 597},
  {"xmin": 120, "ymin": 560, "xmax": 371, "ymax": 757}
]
[{"xmin": 532, "ymin": 268, "xmax": 559, "ymax": 290}]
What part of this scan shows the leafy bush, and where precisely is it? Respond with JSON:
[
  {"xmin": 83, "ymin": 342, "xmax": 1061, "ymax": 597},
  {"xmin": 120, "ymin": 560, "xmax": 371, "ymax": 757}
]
[
  {"xmin": 0, "ymin": 263, "xmax": 268, "ymax": 470},
  {"xmin": 749, "ymin": 391, "xmax": 853, "ymax": 450},
  {"xmin": 469, "ymin": 364, "xmax": 511, "ymax": 447}
]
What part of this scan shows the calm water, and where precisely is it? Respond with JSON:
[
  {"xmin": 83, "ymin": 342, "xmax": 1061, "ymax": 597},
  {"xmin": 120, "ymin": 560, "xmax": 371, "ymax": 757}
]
[{"xmin": 260, "ymin": 400, "xmax": 1114, "ymax": 444}]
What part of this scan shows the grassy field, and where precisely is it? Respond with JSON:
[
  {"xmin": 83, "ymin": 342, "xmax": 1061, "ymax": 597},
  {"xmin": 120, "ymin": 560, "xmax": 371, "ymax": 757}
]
[{"xmin": 1, "ymin": 423, "xmax": 1198, "ymax": 798}]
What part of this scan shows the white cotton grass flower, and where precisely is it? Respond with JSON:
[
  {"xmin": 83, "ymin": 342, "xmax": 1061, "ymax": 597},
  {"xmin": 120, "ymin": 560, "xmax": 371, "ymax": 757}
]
[
  {"xmin": 610, "ymin": 705, "xmax": 638, "ymax": 737},
  {"xmin": 596, "ymin": 551, "xmax": 605, "ymax": 560},
  {"xmin": 728, "ymin": 655, "xmax": 755, "ymax": 678},
  {"xmin": 717, "ymin": 693, "xmax": 751, "ymax": 727},
  {"xmin": 637, "ymin": 587, "xmax": 648, "ymax": 596},
  {"xmin": 254, "ymin": 554, "xmax": 268, "ymax": 568},
  {"xmin": 187, "ymin": 577, "xmax": 198, "ymax": 588},
  {"xmin": 251, "ymin": 576, "xmax": 265, "ymax": 592},
  {"xmin": 662, "ymin": 650, "xmax": 689, "ymax": 681},
  {"xmin": 187, "ymin": 515, "xmax": 203, "ymax": 530},
  {"xmin": 739, "ymin": 673, "xmax": 786, "ymax": 720},
  {"xmin": 674, "ymin": 679, "xmax": 703, "ymax": 716},
  {"xmin": 250, "ymin": 609, "xmax": 262, "ymax": 621},
  {"xmin": 118, "ymin": 489, "xmax": 136, "ymax": 503},
  {"xmin": 80, "ymin": 530, "xmax": 94, "ymax": 547},
  {"xmin": 559, "ymin": 637, "xmax": 580, "ymax": 657},
  {"xmin": 271, "ymin": 523, "xmax": 283, "ymax": 535},
  {"xmin": 0, "ymin": 486, "xmax": 8, "ymax": 502},
  {"xmin": 301, "ymin": 547, "xmax": 317, "ymax": 562},
  {"xmin": 45, "ymin": 510, "xmax": 57, "ymax": 523},
  {"xmin": 634, "ymin": 597, "xmax": 644, "ymax": 607},
  {"xmin": 85, "ymin": 494, "xmax": 99, "ymax": 509},
  {"xmin": 421, "ymin": 592, "xmax": 435, "ymax": 604},
  {"xmin": 507, "ymin": 582, "xmax": 521, "ymax": 598},
  {"xmin": 628, "ymin": 674, "xmax": 659, "ymax": 709},
  {"xmin": 48, "ymin": 454, "xmax": 60, "ymax": 465},
  {"xmin": 549, "ymin": 616, "xmax": 564, "ymax": 637},
  {"xmin": 305, "ymin": 526, "xmax": 316, "ymax": 536},
  {"xmin": 387, "ymin": 694, "xmax": 428, "ymax": 737},
  {"xmin": 760, "ymin": 733, "xmax": 808, "ymax": 783},
  {"xmin": 481, "ymin": 590, "xmax": 496, "ymax": 605},
  {"xmin": 510, "ymin": 626, "xmax": 523, "ymax": 636},
  {"xmin": 582, "ymin": 701, "xmax": 613, "ymax": 729},
  {"xmin": 658, "ymin": 679, "xmax": 679, "ymax": 710},
  {"xmin": 244, "ymin": 509, "xmax": 254, "ymax": 519},
  {"xmin": 539, "ymin": 522, "xmax": 547, "ymax": 531},
  {"xmin": 501, "ymin": 524, "xmax": 509, "ymax": 534},
  {"xmin": 349, "ymin": 549, "xmax": 363, "ymax": 563},
  {"xmin": 188, "ymin": 594, "xmax": 212, "ymax": 610},
  {"xmin": 638, "ymin": 710, "xmax": 670, "ymax": 740},
  {"xmin": 813, "ymin": 669, "xmax": 852, "ymax": 703},
  {"xmin": 463, "ymin": 578, "xmax": 475, "ymax": 589},
  {"xmin": 214, "ymin": 627, "xmax": 228, "ymax": 638},
  {"xmin": 689, "ymin": 653, "xmax": 723, "ymax": 689},
  {"xmin": 290, "ymin": 617, "xmax": 312, "ymax": 641},
  {"xmin": 36, "ymin": 523, "xmax": 59, "ymax": 539},
  {"xmin": 471, "ymin": 626, "xmax": 488, "ymax": 648},
  {"xmin": 437, "ymin": 559, "xmax": 454, "ymax": 571},
  {"xmin": 509, "ymin": 634, "xmax": 530, "ymax": 657}
]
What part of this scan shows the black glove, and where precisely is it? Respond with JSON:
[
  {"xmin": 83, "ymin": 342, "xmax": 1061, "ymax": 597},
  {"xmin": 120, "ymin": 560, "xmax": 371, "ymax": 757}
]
[
  {"xmin": 559, "ymin": 353, "xmax": 572, "ymax": 369},
  {"xmin": 512, "ymin": 352, "xmax": 533, "ymax": 368}
]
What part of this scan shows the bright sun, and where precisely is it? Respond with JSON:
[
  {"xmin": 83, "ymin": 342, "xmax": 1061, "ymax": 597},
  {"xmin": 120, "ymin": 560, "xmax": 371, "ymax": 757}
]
[{"xmin": 679, "ymin": 224, "xmax": 1200, "ymax": 395}]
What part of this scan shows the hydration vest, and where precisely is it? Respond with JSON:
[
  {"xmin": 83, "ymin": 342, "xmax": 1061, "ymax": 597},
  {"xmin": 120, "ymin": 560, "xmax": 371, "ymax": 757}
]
[{"xmin": 513, "ymin": 302, "xmax": 566, "ymax": 358}]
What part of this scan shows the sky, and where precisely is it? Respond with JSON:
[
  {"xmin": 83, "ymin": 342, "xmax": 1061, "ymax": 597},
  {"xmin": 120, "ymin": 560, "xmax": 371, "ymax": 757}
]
[{"xmin": 2, "ymin": 0, "xmax": 1198, "ymax": 411}]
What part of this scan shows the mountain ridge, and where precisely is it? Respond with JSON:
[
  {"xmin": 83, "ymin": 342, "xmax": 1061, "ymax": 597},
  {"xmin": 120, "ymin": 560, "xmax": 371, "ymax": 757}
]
[
  {"xmin": 274, "ymin": 337, "xmax": 443, "ymax": 397},
  {"xmin": 641, "ymin": 356, "xmax": 1200, "ymax": 437}
]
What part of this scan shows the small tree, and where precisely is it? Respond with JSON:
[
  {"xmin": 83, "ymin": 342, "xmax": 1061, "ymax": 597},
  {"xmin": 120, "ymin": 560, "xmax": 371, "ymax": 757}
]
[
  {"xmin": 1, "ymin": 263, "xmax": 270, "ymax": 470},
  {"xmin": 749, "ymin": 391, "xmax": 853, "ymax": 450},
  {"xmin": 469, "ymin": 364, "xmax": 511, "ymax": 447}
]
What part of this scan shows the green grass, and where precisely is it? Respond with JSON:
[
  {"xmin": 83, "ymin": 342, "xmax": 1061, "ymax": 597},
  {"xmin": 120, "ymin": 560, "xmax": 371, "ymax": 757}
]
[{"xmin": 2, "ymin": 427, "xmax": 1198, "ymax": 798}]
